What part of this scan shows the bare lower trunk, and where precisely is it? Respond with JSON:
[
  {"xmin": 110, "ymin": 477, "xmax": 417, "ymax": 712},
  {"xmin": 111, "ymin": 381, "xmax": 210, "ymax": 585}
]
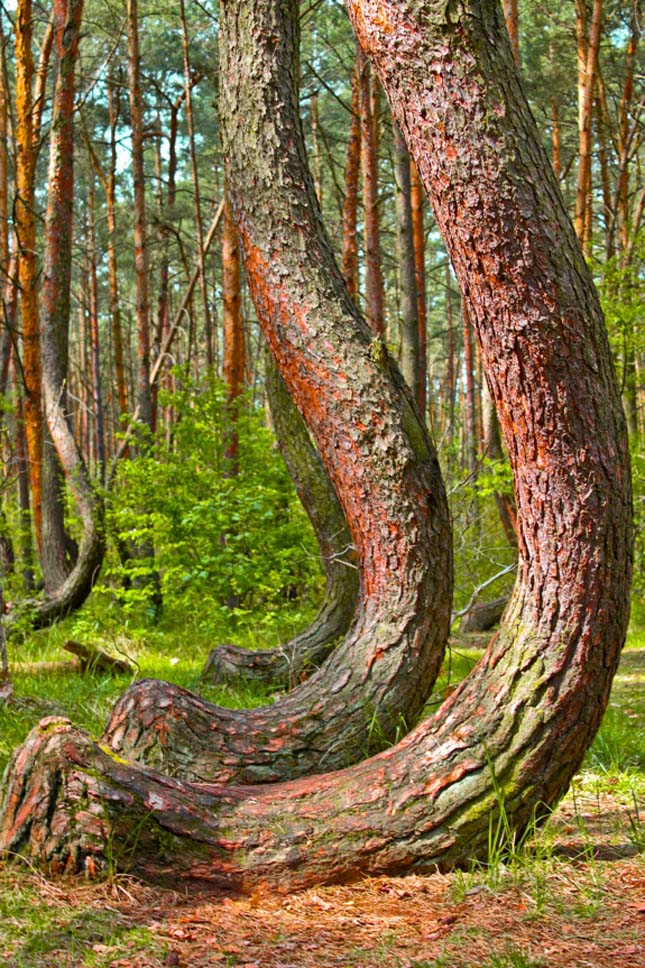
[{"xmin": 203, "ymin": 349, "xmax": 358, "ymax": 687}]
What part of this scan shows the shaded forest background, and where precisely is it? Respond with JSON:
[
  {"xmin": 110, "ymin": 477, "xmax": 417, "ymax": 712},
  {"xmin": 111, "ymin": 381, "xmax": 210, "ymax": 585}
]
[{"xmin": 0, "ymin": 0, "xmax": 643, "ymax": 647}]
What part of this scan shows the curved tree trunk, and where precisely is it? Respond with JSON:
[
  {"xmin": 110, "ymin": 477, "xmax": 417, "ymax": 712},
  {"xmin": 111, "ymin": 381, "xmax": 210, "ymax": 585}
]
[
  {"xmin": 18, "ymin": 0, "xmax": 105, "ymax": 631},
  {"xmin": 100, "ymin": 0, "xmax": 452, "ymax": 785},
  {"xmin": 202, "ymin": 349, "xmax": 358, "ymax": 688},
  {"xmin": 0, "ymin": 0, "xmax": 631, "ymax": 890}
]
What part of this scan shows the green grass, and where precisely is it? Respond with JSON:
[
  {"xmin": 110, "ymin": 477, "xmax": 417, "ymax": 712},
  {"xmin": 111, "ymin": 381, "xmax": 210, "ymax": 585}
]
[
  {"xmin": 0, "ymin": 872, "xmax": 167, "ymax": 966},
  {"xmin": 0, "ymin": 608, "xmax": 284, "ymax": 774}
]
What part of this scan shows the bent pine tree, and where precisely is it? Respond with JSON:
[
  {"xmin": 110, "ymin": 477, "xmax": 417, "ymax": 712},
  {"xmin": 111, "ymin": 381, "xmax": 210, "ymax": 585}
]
[{"xmin": 0, "ymin": 0, "xmax": 631, "ymax": 889}]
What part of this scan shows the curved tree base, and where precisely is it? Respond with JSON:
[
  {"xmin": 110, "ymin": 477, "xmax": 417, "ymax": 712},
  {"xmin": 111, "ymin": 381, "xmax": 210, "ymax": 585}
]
[
  {"xmin": 201, "ymin": 601, "xmax": 347, "ymax": 688},
  {"xmin": 202, "ymin": 351, "xmax": 358, "ymax": 690},
  {"xmin": 0, "ymin": 587, "xmax": 628, "ymax": 893},
  {"xmin": 11, "ymin": 523, "xmax": 104, "ymax": 632}
]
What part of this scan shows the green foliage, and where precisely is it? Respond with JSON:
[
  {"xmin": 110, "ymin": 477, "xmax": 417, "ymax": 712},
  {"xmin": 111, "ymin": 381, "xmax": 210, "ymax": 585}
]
[{"xmin": 103, "ymin": 378, "xmax": 322, "ymax": 636}]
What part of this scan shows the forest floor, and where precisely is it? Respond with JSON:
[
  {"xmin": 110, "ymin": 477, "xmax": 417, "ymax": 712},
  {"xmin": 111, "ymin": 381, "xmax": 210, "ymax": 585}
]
[{"xmin": 1, "ymin": 641, "xmax": 644, "ymax": 968}]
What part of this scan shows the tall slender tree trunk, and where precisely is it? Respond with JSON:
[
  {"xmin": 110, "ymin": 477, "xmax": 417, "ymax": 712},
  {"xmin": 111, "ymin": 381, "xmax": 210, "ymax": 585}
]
[
  {"xmin": 503, "ymin": 0, "xmax": 520, "ymax": 68},
  {"xmin": 127, "ymin": 0, "xmax": 152, "ymax": 433},
  {"xmin": 87, "ymin": 178, "xmax": 105, "ymax": 479},
  {"xmin": 341, "ymin": 53, "xmax": 361, "ymax": 300},
  {"xmin": 575, "ymin": 0, "xmax": 603, "ymax": 253},
  {"xmin": 15, "ymin": 0, "xmax": 42, "ymax": 549},
  {"xmin": 33, "ymin": 0, "xmax": 105, "ymax": 629},
  {"xmin": 462, "ymin": 301, "xmax": 478, "ymax": 478},
  {"xmin": 410, "ymin": 159, "xmax": 427, "ymax": 417},
  {"xmin": 221, "ymin": 192, "xmax": 244, "ymax": 471},
  {"xmin": 359, "ymin": 50, "xmax": 385, "ymax": 335},
  {"xmin": 0, "ymin": 0, "xmax": 631, "ymax": 893},
  {"xmin": 179, "ymin": 0, "xmax": 214, "ymax": 371},
  {"xmin": 392, "ymin": 123, "xmax": 420, "ymax": 401},
  {"xmin": 107, "ymin": 70, "xmax": 129, "ymax": 430}
]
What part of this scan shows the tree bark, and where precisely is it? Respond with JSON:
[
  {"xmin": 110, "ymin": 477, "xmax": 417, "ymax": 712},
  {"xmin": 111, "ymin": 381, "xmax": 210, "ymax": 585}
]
[
  {"xmin": 202, "ymin": 348, "xmax": 358, "ymax": 688},
  {"xmin": 221, "ymin": 191, "xmax": 244, "ymax": 471},
  {"xmin": 101, "ymin": 0, "xmax": 452, "ymax": 785},
  {"xmin": 179, "ymin": 0, "xmax": 214, "ymax": 371},
  {"xmin": 25, "ymin": 0, "xmax": 105, "ymax": 630},
  {"xmin": 574, "ymin": 0, "xmax": 603, "ymax": 253},
  {"xmin": 0, "ymin": 0, "xmax": 631, "ymax": 892},
  {"xmin": 127, "ymin": 0, "xmax": 152, "ymax": 433},
  {"xmin": 409, "ymin": 159, "xmax": 427, "ymax": 417},
  {"xmin": 359, "ymin": 50, "xmax": 385, "ymax": 335},
  {"xmin": 341, "ymin": 53, "xmax": 361, "ymax": 300},
  {"xmin": 15, "ymin": 0, "xmax": 43, "ymax": 548},
  {"xmin": 392, "ymin": 123, "xmax": 420, "ymax": 403}
]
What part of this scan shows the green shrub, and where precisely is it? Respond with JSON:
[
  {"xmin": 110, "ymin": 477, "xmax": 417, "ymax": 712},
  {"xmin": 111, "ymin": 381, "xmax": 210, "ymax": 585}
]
[{"xmin": 102, "ymin": 378, "xmax": 322, "ymax": 636}]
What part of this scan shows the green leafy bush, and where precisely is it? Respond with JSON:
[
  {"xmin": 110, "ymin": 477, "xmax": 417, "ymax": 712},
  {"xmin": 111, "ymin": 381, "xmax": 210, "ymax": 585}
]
[{"xmin": 103, "ymin": 378, "xmax": 322, "ymax": 635}]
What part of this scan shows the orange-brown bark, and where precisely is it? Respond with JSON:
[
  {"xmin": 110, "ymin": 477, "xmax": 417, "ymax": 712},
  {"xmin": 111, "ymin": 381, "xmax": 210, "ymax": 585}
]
[
  {"xmin": 15, "ymin": 0, "xmax": 42, "ymax": 548},
  {"xmin": 341, "ymin": 54, "xmax": 361, "ymax": 299},
  {"xmin": 359, "ymin": 50, "xmax": 385, "ymax": 335},
  {"xmin": 179, "ymin": 0, "xmax": 213, "ymax": 371},
  {"xmin": 503, "ymin": 0, "xmax": 520, "ymax": 68},
  {"xmin": 127, "ymin": 0, "xmax": 152, "ymax": 431},
  {"xmin": 222, "ymin": 192, "xmax": 244, "ymax": 470},
  {"xmin": 574, "ymin": 0, "xmax": 603, "ymax": 252},
  {"xmin": 410, "ymin": 160, "xmax": 427, "ymax": 416},
  {"xmin": 36, "ymin": 0, "xmax": 104, "ymax": 624}
]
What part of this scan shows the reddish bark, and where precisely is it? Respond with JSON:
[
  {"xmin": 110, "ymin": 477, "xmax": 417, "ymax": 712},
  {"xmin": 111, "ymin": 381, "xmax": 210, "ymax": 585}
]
[
  {"xmin": 33, "ymin": 0, "xmax": 104, "ymax": 627},
  {"xmin": 127, "ymin": 0, "xmax": 152, "ymax": 432},
  {"xmin": 87, "ymin": 179, "xmax": 106, "ymax": 477},
  {"xmin": 179, "ymin": 0, "xmax": 214, "ymax": 371},
  {"xmin": 393, "ymin": 123, "xmax": 420, "ymax": 403},
  {"xmin": 574, "ymin": 0, "xmax": 603, "ymax": 252},
  {"xmin": 359, "ymin": 50, "xmax": 385, "ymax": 335},
  {"xmin": 410, "ymin": 159, "xmax": 427, "ymax": 416},
  {"xmin": 503, "ymin": 0, "xmax": 520, "ymax": 69},
  {"xmin": 101, "ymin": 0, "xmax": 452, "ymax": 784},
  {"xmin": 341, "ymin": 54, "xmax": 361, "ymax": 299},
  {"xmin": 0, "ymin": 0, "xmax": 631, "ymax": 892},
  {"xmin": 222, "ymin": 192, "xmax": 244, "ymax": 470},
  {"xmin": 15, "ymin": 0, "xmax": 43, "ymax": 547},
  {"xmin": 107, "ymin": 70, "xmax": 129, "ymax": 429}
]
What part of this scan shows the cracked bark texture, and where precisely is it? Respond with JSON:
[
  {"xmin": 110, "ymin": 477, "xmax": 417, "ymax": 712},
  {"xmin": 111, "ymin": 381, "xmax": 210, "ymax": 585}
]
[
  {"xmin": 202, "ymin": 350, "xmax": 358, "ymax": 688},
  {"xmin": 0, "ymin": 0, "xmax": 631, "ymax": 890},
  {"xmin": 99, "ymin": 0, "xmax": 452, "ymax": 785}
]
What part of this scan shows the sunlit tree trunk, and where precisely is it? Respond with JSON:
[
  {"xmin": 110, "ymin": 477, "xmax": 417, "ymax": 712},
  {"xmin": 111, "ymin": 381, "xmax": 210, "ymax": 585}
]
[
  {"xmin": 34, "ymin": 0, "xmax": 104, "ymax": 627},
  {"xmin": 410, "ymin": 159, "xmax": 427, "ymax": 416},
  {"xmin": 503, "ymin": 0, "xmax": 519, "ymax": 68},
  {"xmin": 341, "ymin": 53, "xmax": 361, "ymax": 299},
  {"xmin": 127, "ymin": 0, "xmax": 152, "ymax": 433},
  {"xmin": 221, "ymin": 192, "xmax": 244, "ymax": 471},
  {"xmin": 179, "ymin": 0, "xmax": 214, "ymax": 371},
  {"xmin": 393, "ymin": 122, "xmax": 420, "ymax": 401},
  {"xmin": 359, "ymin": 50, "xmax": 385, "ymax": 335},
  {"xmin": 574, "ymin": 0, "xmax": 603, "ymax": 254},
  {"xmin": 107, "ymin": 70, "xmax": 129, "ymax": 432},
  {"xmin": 87, "ymin": 178, "xmax": 105, "ymax": 479},
  {"xmin": 15, "ymin": 0, "xmax": 42, "ymax": 548}
]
